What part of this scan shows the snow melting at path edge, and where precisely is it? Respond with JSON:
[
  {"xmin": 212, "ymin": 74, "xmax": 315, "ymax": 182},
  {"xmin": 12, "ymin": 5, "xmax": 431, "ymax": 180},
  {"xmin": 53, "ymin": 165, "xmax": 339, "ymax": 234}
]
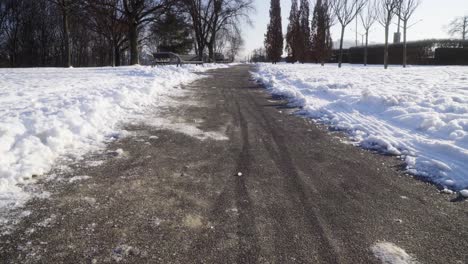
[
  {"xmin": 0, "ymin": 64, "xmax": 227, "ymax": 216},
  {"xmin": 253, "ymin": 63, "xmax": 468, "ymax": 192}
]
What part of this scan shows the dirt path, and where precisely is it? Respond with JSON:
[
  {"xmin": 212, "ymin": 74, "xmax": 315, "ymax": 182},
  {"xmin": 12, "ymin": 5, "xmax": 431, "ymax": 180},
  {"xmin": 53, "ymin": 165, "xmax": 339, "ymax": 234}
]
[{"xmin": 1, "ymin": 65, "xmax": 467, "ymax": 264}]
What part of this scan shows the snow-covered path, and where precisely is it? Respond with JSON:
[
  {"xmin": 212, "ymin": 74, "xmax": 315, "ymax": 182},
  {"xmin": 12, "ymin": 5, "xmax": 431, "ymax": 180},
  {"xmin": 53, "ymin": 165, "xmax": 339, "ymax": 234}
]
[
  {"xmin": 253, "ymin": 64, "xmax": 468, "ymax": 191},
  {"xmin": 1, "ymin": 65, "xmax": 466, "ymax": 263},
  {"xmin": 0, "ymin": 65, "xmax": 225, "ymax": 213}
]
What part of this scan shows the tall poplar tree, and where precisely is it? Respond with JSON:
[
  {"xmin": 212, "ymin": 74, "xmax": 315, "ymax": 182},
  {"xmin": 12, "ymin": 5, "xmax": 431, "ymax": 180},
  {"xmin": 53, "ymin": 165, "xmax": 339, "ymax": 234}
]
[
  {"xmin": 311, "ymin": 0, "xmax": 333, "ymax": 65},
  {"xmin": 265, "ymin": 0, "xmax": 283, "ymax": 63},
  {"xmin": 298, "ymin": 0, "xmax": 311, "ymax": 63},
  {"xmin": 286, "ymin": 0, "xmax": 300, "ymax": 63}
]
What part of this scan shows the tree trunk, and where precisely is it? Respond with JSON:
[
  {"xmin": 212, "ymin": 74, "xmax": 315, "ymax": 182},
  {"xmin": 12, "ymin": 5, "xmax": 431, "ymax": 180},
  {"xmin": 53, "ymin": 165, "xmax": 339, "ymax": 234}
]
[
  {"xmin": 193, "ymin": 39, "xmax": 199, "ymax": 58},
  {"xmin": 63, "ymin": 9, "xmax": 71, "ymax": 67},
  {"xmin": 210, "ymin": 30, "xmax": 217, "ymax": 63},
  {"xmin": 364, "ymin": 30, "xmax": 369, "ymax": 66},
  {"xmin": 196, "ymin": 36, "xmax": 205, "ymax": 61},
  {"xmin": 338, "ymin": 25, "xmax": 345, "ymax": 68},
  {"xmin": 198, "ymin": 43, "xmax": 205, "ymax": 61},
  {"xmin": 403, "ymin": 20, "xmax": 407, "ymax": 68},
  {"xmin": 463, "ymin": 18, "xmax": 466, "ymax": 40},
  {"xmin": 129, "ymin": 20, "xmax": 139, "ymax": 65},
  {"xmin": 110, "ymin": 46, "xmax": 115, "ymax": 67},
  {"xmin": 384, "ymin": 22, "xmax": 390, "ymax": 69},
  {"xmin": 208, "ymin": 44, "xmax": 214, "ymax": 63}
]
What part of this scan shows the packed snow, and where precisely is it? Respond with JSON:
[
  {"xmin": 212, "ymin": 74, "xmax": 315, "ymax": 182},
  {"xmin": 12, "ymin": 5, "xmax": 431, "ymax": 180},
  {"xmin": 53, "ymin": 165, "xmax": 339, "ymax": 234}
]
[
  {"xmin": 253, "ymin": 63, "xmax": 468, "ymax": 192},
  {"xmin": 0, "ymin": 64, "xmax": 226, "ymax": 215},
  {"xmin": 371, "ymin": 242, "xmax": 417, "ymax": 264}
]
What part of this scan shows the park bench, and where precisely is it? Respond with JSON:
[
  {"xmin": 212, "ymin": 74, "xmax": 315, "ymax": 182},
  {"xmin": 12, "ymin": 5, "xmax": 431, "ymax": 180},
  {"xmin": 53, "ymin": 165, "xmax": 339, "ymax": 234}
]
[{"xmin": 151, "ymin": 52, "xmax": 203, "ymax": 67}]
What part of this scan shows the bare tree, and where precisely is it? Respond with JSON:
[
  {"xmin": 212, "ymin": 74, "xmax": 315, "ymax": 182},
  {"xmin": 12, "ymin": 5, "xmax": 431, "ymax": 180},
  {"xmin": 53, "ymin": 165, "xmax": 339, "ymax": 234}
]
[
  {"xmin": 120, "ymin": 0, "xmax": 168, "ymax": 65},
  {"xmin": 0, "ymin": 2, "xmax": 7, "ymax": 61},
  {"xmin": 2, "ymin": 0, "xmax": 24, "ymax": 67},
  {"xmin": 215, "ymin": 24, "xmax": 244, "ymax": 61},
  {"xmin": 331, "ymin": 0, "xmax": 366, "ymax": 68},
  {"xmin": 0, "ymin": 1, "xmax": 6, "ymax": 30},
  {"xmin": 206, "ymin": 0, "xmax": 253, "ymax": 62},
  {"xmin": 48, "ymin": 0, "xmax": 79, "ymax": 67},
  {"xmin": 84, "ymin": 0, "xmax": 128, "ymax": 66},
  {"xmin": 397, "ymin": 0, "xmax": 420, "ymax": 67},
  {"xmin": 360, "ymin": 0, "xmax": 377, "ymax": 66},
  {"xmin": 226, "ymin": 30, "xmax": 244, "ymax": 61},
  {"xmin": 448, "ymin": 16, "xmax": 468, "ymax": 41},
  {"xmin": 377, "ymin": 0, "xmax": 398, "ymax": 69},
  {"xmin": 181, "ymin": 0, "xmax": 211, "ymax": 60}
]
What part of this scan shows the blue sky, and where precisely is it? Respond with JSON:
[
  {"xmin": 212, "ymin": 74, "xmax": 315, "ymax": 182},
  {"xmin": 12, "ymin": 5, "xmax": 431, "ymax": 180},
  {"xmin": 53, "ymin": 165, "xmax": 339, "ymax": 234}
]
[{"xmin": 240, "ymin": 0, "xmax": 468, "ymax": 58}]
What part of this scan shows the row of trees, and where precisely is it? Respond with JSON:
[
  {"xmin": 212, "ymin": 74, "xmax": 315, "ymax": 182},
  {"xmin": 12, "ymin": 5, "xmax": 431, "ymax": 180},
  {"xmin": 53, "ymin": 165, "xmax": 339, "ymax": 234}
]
[
  {"xmin": 263, "ymin": 0, "xmax": 424, "ymax": 69},
  {"xmin": 265, "ymin": 0, "xmax": 333, "ymax": 65},
  {"xmin": 0, "ymin": 0, "xmax": 253, "ymax": 68}
]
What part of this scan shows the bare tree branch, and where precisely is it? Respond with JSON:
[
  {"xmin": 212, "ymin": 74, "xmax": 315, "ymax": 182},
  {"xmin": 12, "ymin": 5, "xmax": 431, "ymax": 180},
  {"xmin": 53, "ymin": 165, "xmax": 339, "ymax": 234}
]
[
  {"xmin": 448, "ymin": 16, "xmax": 468, "ymax": 40},
  {"xmin": 331, "ymin": 0, "xmax": 366, "ymax": 67}
]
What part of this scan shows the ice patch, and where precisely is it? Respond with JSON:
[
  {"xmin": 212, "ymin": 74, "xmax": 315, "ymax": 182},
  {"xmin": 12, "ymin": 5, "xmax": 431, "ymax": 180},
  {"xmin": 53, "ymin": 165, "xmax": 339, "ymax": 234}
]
[
  {"xmin": 371, "ymin": 242, "xmax": 417, "ymax": 264},
  {"xmin": 149, "ymin": 117, "xmax": 228, "ymax": 141},
  {"xmin": 68, "ymin": 175, "xmax": 91, "ymax": 183}
]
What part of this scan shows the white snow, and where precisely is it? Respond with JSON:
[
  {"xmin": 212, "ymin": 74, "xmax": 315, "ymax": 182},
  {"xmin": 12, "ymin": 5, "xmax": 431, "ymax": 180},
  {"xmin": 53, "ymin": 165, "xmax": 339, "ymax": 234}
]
[
  {"xmin": 0, "ymin": 64, "xmax": 227, "ymax": 215},
  {"xmin": 148, "ymin": 117, "xmax": 229, "ymax": 141},
  {"xmin": 371, "ymin": 242, "xmax": 417, "ymax": 264},
  {"xmin": 253, "ymin": 63, "xmax": 468, "ymax": 191},
  {"xmin": 68, "ymin": 175, "xmax": 91, "ymax": 183},
  {"xmin": 460, "ymin": 189, "xmax": 468, "ymax": 198}
]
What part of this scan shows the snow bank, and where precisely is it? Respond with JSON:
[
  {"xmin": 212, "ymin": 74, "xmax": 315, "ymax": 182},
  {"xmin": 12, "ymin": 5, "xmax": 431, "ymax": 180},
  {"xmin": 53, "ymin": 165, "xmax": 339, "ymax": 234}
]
[
  {"xmin": 253, "ymin": 63, "xmax": 468, "ymax": 191},
  {"xmin": 0, "ymin": 64, "xmax": 225, "ymax": 213}
]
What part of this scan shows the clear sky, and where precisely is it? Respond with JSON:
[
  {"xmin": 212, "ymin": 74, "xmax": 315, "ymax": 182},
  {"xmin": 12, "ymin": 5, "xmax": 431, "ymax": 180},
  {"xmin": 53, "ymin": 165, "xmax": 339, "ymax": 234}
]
[{"xmin": 240, "ymin": 0, "xmax": 468, "ymax": 58}]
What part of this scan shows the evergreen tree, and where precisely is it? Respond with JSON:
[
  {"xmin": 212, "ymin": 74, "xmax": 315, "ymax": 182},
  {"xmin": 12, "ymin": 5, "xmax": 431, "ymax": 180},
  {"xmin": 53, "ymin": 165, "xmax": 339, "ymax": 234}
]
[
  {"xmin": 311, "ymin": 0, "xmax": 333, "ymax": 65},
  {"xmin": 265, "ymin": 0, "xmax": 283, "ymax": 63},
  {"xmin": 298, "ymin": 0, "xmax": 311, "ymax": 63},
  {"xmin": 285, "ymin": 0, "xmax": 300, "ymax": 63},
  {"xmin": 151, "ymin": 10, "xmax": 194, "ymax": 54}
]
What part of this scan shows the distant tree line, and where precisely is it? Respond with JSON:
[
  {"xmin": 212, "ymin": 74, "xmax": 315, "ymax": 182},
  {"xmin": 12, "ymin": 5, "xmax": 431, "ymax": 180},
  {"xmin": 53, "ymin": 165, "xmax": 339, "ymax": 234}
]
[
  {"xmin": 339, "ymin": 39, "xmax": 468, "ymax": 65},
  {"xmin": 0, "ymin": 0, "xmax": 253, "ymax": 68},
  {"xmin": 250, "ymin": 47, "xmax": 267, "ymax": 62},
  {"xmin": 262, "ymin": 0, "xmax": 468, "ymax": 68}
]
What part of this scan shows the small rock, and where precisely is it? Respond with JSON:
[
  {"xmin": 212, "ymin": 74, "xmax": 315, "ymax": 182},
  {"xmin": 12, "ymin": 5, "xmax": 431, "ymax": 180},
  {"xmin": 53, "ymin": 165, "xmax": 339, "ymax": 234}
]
[
  {"xmin": 440, "ymin": 188, "xmax": 454, "ymax": 195},
  {"xmin": 126, "ymin": 247, "xmax": 140, "ymax": 256},
  {"xmin": 394, "ymin": 219, "xmax": 403, "ymax": 223},
  {"xmin": 237, "ymin": 172, "xmax": 243, "ymax": 177},
  {"xmin": 459, "ymin": 189, "xmax": 468, "ymax": 198}
]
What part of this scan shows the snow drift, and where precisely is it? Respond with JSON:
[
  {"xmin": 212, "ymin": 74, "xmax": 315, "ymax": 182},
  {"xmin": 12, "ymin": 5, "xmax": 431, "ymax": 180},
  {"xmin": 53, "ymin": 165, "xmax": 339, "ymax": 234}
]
[
  {"xmin": 0, "ymin": 64, "xmax": 224, "ymax": 213},
  {"xmin": 253, "ymin": 63, "xmax": 468, "ymax": 191}
]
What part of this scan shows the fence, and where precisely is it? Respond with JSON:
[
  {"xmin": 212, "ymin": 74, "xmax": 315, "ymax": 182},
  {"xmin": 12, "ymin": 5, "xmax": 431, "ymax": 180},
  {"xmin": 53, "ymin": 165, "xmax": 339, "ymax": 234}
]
[{"xmin": 331, "ymin": 39, "xmax": 468, "ymax": 66}]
